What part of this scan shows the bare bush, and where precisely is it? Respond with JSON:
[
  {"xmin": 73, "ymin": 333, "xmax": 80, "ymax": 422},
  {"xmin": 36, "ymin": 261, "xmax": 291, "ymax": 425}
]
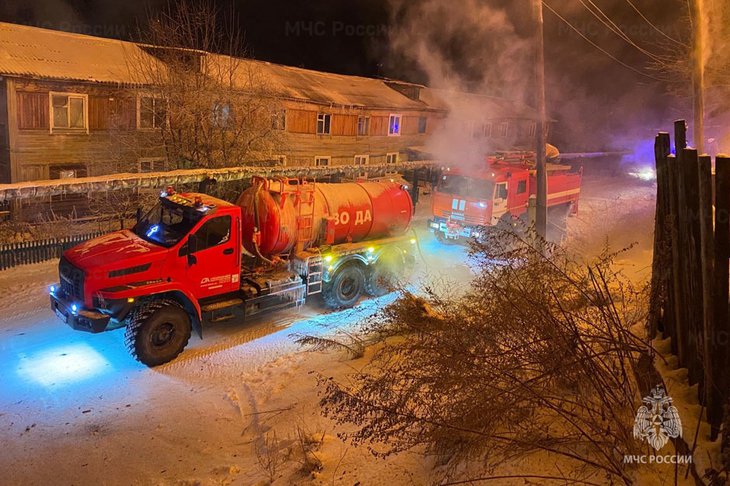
[
  {"xmin": 294, "ymin": 424, "xmax": 324, "ymax": 477},
  {"xmin": 317, "ymin": 230, "xmax": 650, "ymax": 484},
  {"xmin": 254, "ymin": 431, "xmax": 285, "ymax": 484}
]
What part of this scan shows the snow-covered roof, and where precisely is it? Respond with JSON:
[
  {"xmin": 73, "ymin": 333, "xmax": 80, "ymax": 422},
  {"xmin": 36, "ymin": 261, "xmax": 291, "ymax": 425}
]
[
  {"xmin": 0, "ymin": 22, "xmax": 427, "ymax": 110},
  {"xmin": 0, "ymin": 21, "xmax": 535, "ymax": 116},
  {"xmin": 0, "ymin": 22, "xmax": 161, "ymax": 85}
]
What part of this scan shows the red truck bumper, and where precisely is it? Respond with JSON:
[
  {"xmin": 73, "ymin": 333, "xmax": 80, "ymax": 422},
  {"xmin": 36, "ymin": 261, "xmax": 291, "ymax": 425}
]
[{"xmin": 50, "ymin": 285, "xmax": 111, "ymax": 333}]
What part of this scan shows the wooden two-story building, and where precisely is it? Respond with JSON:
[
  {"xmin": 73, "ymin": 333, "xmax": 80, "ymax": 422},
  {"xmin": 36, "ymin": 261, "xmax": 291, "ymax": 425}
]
[{"xmin": 0, "ymin": 22, "xmax": 538, "ymax": 191}]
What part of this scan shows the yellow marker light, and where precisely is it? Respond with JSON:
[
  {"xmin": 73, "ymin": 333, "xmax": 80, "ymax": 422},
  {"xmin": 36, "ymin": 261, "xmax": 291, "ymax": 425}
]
[
  {"xmin": 410, "ymin": 238, "xmax": 416, "ymax": 244},
  {"xmin": 127, "ymin": 297, "xmax": 135, "ymax": 303},
  {"xmin": 367, "ymin": 246, "xmax": 375, "ymax": 253},
  {"xmin": 324, "ymin": 255, "xmax": 333, "ymax": 262}
]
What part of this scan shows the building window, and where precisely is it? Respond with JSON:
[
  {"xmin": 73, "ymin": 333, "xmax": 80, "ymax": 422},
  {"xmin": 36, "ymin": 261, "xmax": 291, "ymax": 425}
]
[
  {"xmin": 355, "ymin": 154, "xmax": 369, "ymax": 178},
  {"xmin": 498, "ymin": 121, "xmax": 509, "ymax": 137},
  {"xmin": 317, "ymin": 113, "xmax": 331, "ymax": 135},
  {"xmin": 315, "ymin": 156, "xmax": 330, "ymax": 166},
  {"xmin": 386, "ymin": 152, "xmax": 398, "ymax": 164},
  {"xmin": 357, "ymin": 115, "xmax": 370, "ymax": 136},
  {"xmin": 271, "ymin": 109, "xmax": 286, "ymax": 130},
  {"xmin": 50, "ymin": 92, "xmax": 88, "ymax": 132},
  {"xmin": 418, "ymin": 116, "xmax": 427, "ymax": 134},
  {"xmin": 138, "ymin": 158, "xmax": 167, "ymax": 173},
  {"xmin": 388, "ymin": 114, "xmax": 401, "ymax": 136},
  {"xmin": 517, "ymin": 180, "xmax": 527, "ymax": 194},
  {"xmin": 483, "ymin": 122, "xmax": 493, "ymax": 137},
  {"xmin": 50, "ymin": 164, "xmax": 87, "ymax": 179},
  {"xmin": 138, "ymin": 96, "xmax": 167, "ymax": 129},
  {"xmin": 212, "ymin": 102, "xmax": 232, "ymax": 128},
  {"xmin": 527, "ymin": 121, "xmax": 537, "ymax": 138}
]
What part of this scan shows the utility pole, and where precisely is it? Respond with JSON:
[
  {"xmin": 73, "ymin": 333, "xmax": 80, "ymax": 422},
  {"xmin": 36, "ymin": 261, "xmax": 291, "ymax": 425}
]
[
  {"xmin": 534, "ymin": 0, "xmax": 548, "ymax": 238},
  {"xmin": 690, "ymin": 0, "xmax": 705, "ymax": 153}
]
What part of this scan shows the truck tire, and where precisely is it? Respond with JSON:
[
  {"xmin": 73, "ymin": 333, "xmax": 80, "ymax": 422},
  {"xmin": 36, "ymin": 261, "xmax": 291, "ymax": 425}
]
[
  {"xmin": 323, "ymin": 264, "xmax": 365, "ymax": 309},
  {"xmin": 124, "ymin": 299, "xmax": 192, "ymax": 367},
  {"xmin": 365, "ymin": 249, "xmax": 404, "ymax": 297}
]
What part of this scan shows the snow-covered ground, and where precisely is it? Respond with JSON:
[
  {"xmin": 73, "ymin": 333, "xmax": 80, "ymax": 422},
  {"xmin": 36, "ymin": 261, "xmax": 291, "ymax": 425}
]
[{"xmin": 1, "ymin": 174, "xmax": 692, "ymax": 485}]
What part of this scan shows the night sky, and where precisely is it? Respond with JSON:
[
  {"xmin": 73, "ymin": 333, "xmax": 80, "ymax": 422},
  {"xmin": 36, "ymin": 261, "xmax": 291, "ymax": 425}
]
[{"xmin": 0, "ymin": 0, "xmax": 690, "ymax": 152}]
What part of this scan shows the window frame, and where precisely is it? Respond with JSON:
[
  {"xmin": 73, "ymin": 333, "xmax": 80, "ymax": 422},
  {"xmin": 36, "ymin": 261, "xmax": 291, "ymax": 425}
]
[
  {"xmin": 517, "ymin": 180, "xmax": 527, "ymax": 194},
  {"xmin": 192, "ymin": 215, "xmax": 232, "ymax": 252},
  {"xmin": 483, "ymin": 122, "xmax": 493, "ymax": 137},
  {"xmin": 498, "ymin": 121, "xmax": 509, "ymax": 138},
  {"xmin": 138, "ymin": 157, "xmax": 168, "ymax": 173},
  {"xmin": 357, "ymin": 115, "xmax": 370, "ymax": 136},
  {"xmin": 388, "ymin": 114, "xmax": 402, "ymax": 136},
  {"xmin": 137, "ymin": 95, "xmax": 168, "ymax": 130},
  {"xmin": 386, "ymin": 152, "xmax": 398, "ymax": 164},
  {"xmin": 49, "ymin": 92, "xmax": 89, "ymax": 134},
  {"xmin": 316, "ymin": 113, "xmax": 331, "ymax": 135},
  {"xmin": 355, "ymin": 154, "xmax": 369, "ymax": 178},
  {"xmin": 418, "ymin": 116, "xmax": 427, "ymax": 134},
  {"xmin": 212, "ymin": 101, "xmax": 232, "ymax": 128},
  {"xmin": 314, "ymin": 156, "xmax": 331, "ymax": 167}
]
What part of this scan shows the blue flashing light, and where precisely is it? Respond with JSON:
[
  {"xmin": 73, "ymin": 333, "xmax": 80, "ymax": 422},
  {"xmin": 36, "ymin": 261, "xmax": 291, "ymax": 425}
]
[
  {"xmin": 478, "ymin": 202, "xmax": 487, "ymax": 208},
  {"xmin": 71, "ymin": 304, "xmax": 78, "ymax": 314},
  {"xmin": 49, "ymin": 285, "xmax": 56, "ymax": 294},
  {"xmin": 146, "ymin": 225, "xmax": 159, "ymax": 238}
]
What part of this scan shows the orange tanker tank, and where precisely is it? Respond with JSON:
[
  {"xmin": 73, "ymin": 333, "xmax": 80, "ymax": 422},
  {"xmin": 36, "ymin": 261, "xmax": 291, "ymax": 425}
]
[{"xmin": 236, "ymin": 177, "xmax": 413, "ymax": 259}]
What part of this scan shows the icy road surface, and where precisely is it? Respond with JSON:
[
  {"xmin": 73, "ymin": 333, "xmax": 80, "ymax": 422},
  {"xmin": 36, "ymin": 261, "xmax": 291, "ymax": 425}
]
[{"xmin": 0, "ymin": 176, "xmax": 656, "ymax": 485}]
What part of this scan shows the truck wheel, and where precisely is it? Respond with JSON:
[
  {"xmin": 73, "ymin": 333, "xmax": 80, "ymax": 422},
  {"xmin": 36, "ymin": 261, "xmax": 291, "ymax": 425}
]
[
  {"xmin": 124, "ymin": 299, "xmax": 192, "ymax": 367},
  {"xmin": 365, "ymin": 250, "xmax": 404, "ymax": 297},
  {"xmin": 323, "ymin": 264, "xmax": 365, "ymax": 309}
]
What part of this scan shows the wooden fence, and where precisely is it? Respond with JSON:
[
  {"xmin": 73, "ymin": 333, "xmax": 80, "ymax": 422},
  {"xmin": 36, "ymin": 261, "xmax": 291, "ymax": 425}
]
[
  {"xmin": 649, "ymin": 120, "xmax": 730, "ymax": 440},
  {"xmin": 0, "ymin": 231, "xmax": 104, "ymax": 271}
]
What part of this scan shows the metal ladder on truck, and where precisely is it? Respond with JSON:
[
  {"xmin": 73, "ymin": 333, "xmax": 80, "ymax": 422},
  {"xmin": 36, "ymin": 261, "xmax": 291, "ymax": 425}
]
[{"xmin": 296, "ymin": 182, "xmax": 322, "ymax": 295}]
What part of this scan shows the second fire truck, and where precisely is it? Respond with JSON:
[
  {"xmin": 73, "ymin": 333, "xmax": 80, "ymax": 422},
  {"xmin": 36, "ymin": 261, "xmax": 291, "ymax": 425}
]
[{"xmin": 429, "ymin": 152, "xmax": 582, "ymax": 242}]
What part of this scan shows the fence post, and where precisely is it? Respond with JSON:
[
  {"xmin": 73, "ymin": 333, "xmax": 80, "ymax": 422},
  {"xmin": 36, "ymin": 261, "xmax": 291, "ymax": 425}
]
[
  {"xmin": 667, "ymin": 154, "xmax": 686, "ymax": 361},
  {"xmin": 715, "ymin": 156, "xmax": 730, "ymax": 436},
  {"xmin": 649, "ymin": 133, "xmax": 672, "ymax": 339},
  {"xmin": 698, "ymin": 154, "xmax": 720, "ymax": 437},
  {"xmin": 682, "ymin": 148, "xmax": 705, "ymax": 389}
]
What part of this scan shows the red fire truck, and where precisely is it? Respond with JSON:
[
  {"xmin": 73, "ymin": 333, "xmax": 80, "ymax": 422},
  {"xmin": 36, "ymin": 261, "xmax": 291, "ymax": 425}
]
[
  {"xmin": 49, "ymin": 177, "xmax": 416, "ymax": 366},
  {"xmin": 429, "ymin": 153, "xmax": 582, "ymax": 242}
]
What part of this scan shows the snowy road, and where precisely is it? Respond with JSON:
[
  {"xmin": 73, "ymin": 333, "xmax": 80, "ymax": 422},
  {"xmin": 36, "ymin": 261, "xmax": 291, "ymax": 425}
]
[
  {"xmin": 0, "ymin": 176, "xmax": 655, "ymax": 485},
  {"xmin": 0, "ymin": 197, "xmax": 476, "ymax": 485}
]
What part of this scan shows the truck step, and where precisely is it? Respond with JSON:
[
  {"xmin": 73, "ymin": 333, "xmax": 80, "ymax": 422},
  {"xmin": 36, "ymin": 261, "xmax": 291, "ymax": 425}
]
[
  {"xmin": 209, "ymin": 313, "xmax": 236, "ymax": 322},
  {"xmin": 201, "ymin": 298, "xmax": 243, "ymax": 312}
]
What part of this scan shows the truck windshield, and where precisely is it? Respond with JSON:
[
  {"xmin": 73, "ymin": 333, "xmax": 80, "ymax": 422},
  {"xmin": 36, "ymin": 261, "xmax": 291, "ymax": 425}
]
[
  {"xmin": 438, "ymin": 175, "xmax": 493, "ymax": 200},
  {"xmin": 133, "ymin": 200, "xmax": 203, "ymax": 247}
]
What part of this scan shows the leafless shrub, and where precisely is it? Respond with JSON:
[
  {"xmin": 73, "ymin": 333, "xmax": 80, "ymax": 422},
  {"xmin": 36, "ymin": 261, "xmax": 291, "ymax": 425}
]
[
  {"xmin": 317, "ymin": 228, "xmax": 650, "ymax": 485},
  {"xmin": 253, "ymin": 431, "xmax": 285, "ymax": 484},
  {"xmin": 294, "ymin": 424, "xmax": 324, "ymax": 477}
]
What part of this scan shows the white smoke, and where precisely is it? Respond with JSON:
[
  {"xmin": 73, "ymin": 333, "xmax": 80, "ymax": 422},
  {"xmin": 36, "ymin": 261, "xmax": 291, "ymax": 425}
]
[{"xmin": 387, "ymin": 0, "xmax": 534, "ymax": 168}]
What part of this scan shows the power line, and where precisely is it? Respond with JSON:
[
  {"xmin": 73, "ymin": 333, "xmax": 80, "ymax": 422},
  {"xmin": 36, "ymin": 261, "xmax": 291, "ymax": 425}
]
[
  {"xmin": 542, "ymin": 1, "xmax": 665, "ymax": 82},
  {"xmin": 578, "ymin": 0, "xmax": 667, "ymax": 63},
  {"xmin": 624, "ymin": 0, "xmax": 686, "ymax": 46}
]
